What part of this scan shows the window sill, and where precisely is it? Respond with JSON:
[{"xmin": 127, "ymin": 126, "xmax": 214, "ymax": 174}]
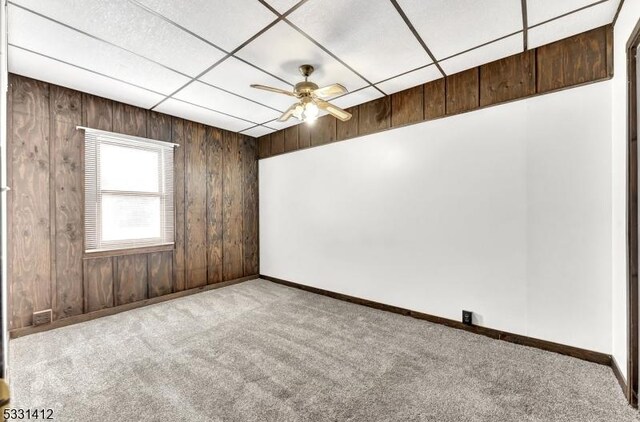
[{"xmin": 83, "ymin": 243, "xmax": 175, "ymax": 259}]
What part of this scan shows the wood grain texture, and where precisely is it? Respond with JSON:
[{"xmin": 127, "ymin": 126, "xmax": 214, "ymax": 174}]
[
  {"xmin": 83, "ymin": 257, "xmax": 113, "ymax": 312},
  {"xmin": 270, "ymin": 131, "xmax": 284, "ymax": 155},
  {"xmin": 446, "ymin": 67, "xmax": 479, "ymax": 115},
  {"xmin": 82, "ymin": 94, "xmax": 112, "ymax": 131},
  {"xmin": 148, "ymin": 251, "xmax": 173, "ymax": 298},
  {"xmin": 480, "ymin": 50, "xmax": 535, "ymax": 107},
  {"xmin": 113, "ymin": 102, "xmax": 146, "ymax": 137},
  {"xmin": 51, "ymin": 85, "xmax": 84, "ymax": 319},
  {"xmin": 537, "ymin": 26, "xmax": 608, "ymax": 93},
  {"xmin": 358, "ymin": 96, "xmax": 391, "ymax": 135},
  {"xmin": 9, "ymin": 76, "xmax": 51, "ymax": 329},
  {"xmin": 242, "ymin": 136, "xmax": 259, "ymax": 275},
  {"xmin": 392, "ymin": 85, "xmax": 424, "ymax": 127},
  {"xmin": 257, "ymin": 135, "xmax": 270, "ymax": 158},
  {"xmin": 310, "ymin": 115, "xmax": 337, "ymax": 146},
  {"xmin": 147, "ymin": 111, "xmax": 171, "ymax": 142},
  {"xmin": 223, "ymin": 131, "xmax": 244, "ymax": 280},
  {"xmin": 115, "ymin": 254, "xmax": 147, "ymax": 305},
  {"xmin": 284, "ymin": 126, "xmax": 298, "ymax": 152},
  {"xmin": 206, "ymin": 127, "xmax": 224, "ymax": 284},
  {"xmin": 185, "ymin": 122, "xmax": 207, "ymax": 288},
  {"xmin": 298, "ymin": 123, "xmax": 311, "ymax": 149},
  {"xmin": 424, "ymin": 78, "xmax": 446, "ymax": 120},
  {"xmin": 336, "ymin": 107, "xmax": 358, "ymax": 141},
  {"xmin": 171, "ymin": 118, "xmax": 186, "ymax": 292}
]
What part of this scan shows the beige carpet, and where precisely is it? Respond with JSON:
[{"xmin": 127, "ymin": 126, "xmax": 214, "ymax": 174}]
[{"xmin": 9, "ymin": 279, "xmax": 639, "ymax": 421}]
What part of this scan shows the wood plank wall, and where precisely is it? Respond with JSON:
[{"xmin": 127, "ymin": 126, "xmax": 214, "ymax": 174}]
[
  {"xmin": 258, "ymin": 25, "xmax": 613, "ymax": 159},
  {"xmin": 8, "ymin": 75, "xmax": 259, "ymax": 331}
]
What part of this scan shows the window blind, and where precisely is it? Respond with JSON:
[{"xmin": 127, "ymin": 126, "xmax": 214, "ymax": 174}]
[{"xmin": 80, "ymin": 127, "xmax": 177, "ymax": 252}]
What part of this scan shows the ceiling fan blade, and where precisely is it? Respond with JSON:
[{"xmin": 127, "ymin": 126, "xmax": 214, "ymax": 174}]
[
  {"xmin": 315, "ymin": 99, "xmax": 352, "ymax": 122},
  {"xmin": 312, "ymin": 83, "xmax": 347, "ymax": 99},
  {"xmin": 278, "ymin": 103, "xmax": 299, "ymax": 122},
  {"xmin": 250, "ymin": 84, "xmax": 296, "ymax": 97}
]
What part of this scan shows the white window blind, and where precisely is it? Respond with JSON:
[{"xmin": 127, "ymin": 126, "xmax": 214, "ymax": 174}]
[{"xmin": 81, "ymin": 127, "xmax": 176, "ymax": 252}]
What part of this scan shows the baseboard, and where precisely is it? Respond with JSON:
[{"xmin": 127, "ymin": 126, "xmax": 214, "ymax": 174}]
[
  {"xmin": 10, "ymin": 275, "xmax": 259, "ymax": 338},
  {"xmin": 261, "ymin": 275, "xmax": 612, "ymax": 367}
]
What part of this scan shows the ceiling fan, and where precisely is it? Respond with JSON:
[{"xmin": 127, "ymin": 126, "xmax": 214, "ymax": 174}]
[{"xmin": 250, "ymin": 64, "xmax": 352, "ymax": 123}]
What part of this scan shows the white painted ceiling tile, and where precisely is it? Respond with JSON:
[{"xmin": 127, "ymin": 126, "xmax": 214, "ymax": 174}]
[
  {"xmin": 264, "ymin": 0, "xmax": 301, "ymax": 14},
  {"xmin": 8, "ymin": 45, "xmax": 163, "ymax": 109},
  {"xmin": 288, "ymin": 0, "xmax": 432, "ymax": 82},
  {"xmin": 262, "ymin": 118, "xmax": 301, "ymax": 130},
  {"xmin": 199, "ymin": 57, "xmax": 294, "ymax": 112},
  {"xmin": 236, "ymin": 21, "xmax": 368, "ymax": 92},
  {"xmin": 156, "ymin": 99, "xmax": 254, "ymax": 132},
  {"xmin": 439, "ymin": 34, "xmax": 523, "ymax": 75},
  {"xmin": 397, "ymin": 0, "xmax": 523, "ymax": 60},
  {"xmin": 10, "ymin": 0, "xmax": 224, "ymax": 77},
  {"xmin": 8, "ymin": 5, "xmax": 189, "ymax": 95},
  {"xmin": 173, "ymin": 81, "xmax": 281, "ymax": 124},
  {"xmin": 376, "ymin": 65, "xmax": 442, "ymax": 95},
  {"xmin": 330, "ymin": 87, "xmax": 385, "ymax": 109},
  {"xmin": 134, "ymin": 0, "xmax": 276, "ymax": 52},
  {"xmin": 528, "ymin": 1, "xmax": 618, "ymax": 48},
  {"xmin": 527, "ymin": 0, "xmax": 606, "ymax": 26},
  {"xmin": 241, "ymin": 126, "xmax": 276, "ymax": 138}
]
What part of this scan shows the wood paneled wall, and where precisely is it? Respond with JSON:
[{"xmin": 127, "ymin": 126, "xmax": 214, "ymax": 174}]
[
  {"xmin": 8, "ymin": 75, "xmax": 259, "ymax": 332},
  {"xmin": 258, "ymin": 25, "xmax": 613, "ymax": 159}
]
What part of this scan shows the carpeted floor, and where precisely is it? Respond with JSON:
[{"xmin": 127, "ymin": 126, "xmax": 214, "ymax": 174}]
[{"xmin": 9, "ymin": 279, "xmax": 639, "ymax": 421}]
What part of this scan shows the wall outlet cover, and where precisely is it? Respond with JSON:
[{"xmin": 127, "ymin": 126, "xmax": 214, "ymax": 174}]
[
  {"xmin": 462, "ymin": 310, "xmax": 473, "ymax": 326},
  {"xmin": 33, "ymin": 309, "xmax": 52, "ymax": 326}
]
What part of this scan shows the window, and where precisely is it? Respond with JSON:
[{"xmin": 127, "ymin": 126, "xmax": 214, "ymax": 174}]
[{"xmin": 82, "ymin": 127, "xmax": 175, "ymax": 252}]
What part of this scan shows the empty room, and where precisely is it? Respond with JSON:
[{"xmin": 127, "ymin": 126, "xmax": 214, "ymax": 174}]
[{"xmin": 2, "ymin": 0, "xmax": 640, "ymax": 420}]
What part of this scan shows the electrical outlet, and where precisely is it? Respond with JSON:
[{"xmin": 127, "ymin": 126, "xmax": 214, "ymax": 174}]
[
  {"xmin": 33, "ymin": 309, "xmax": 52, "ymax": 326},
  {"xmin": 462, "ymin": 310, "xmax": 473, "ymax": 326}
]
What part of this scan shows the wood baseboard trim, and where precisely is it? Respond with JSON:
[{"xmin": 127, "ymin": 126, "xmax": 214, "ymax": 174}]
[
  {"xmin": 10, "ymin": 275, "xmax": 259, "ymax": 339},
  {"xmin": 261, "ymin": 275, "xmax": 612, "ymax": 367},
  {"xmin": 612, "ymin": 356, "xmax": 629, "ymax": 400}
]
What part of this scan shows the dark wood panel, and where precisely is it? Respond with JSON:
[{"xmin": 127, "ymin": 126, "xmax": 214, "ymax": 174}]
[
  {"xmin": 270, "ymin": 131, "xmax": 284, "ymax": 155},
  {"xmin": 51, "ymin": 85, "xmax": 84, "ymax": 319},
  {"xmin": 284, "ymin": 126, "xmax": 299, "ymax": 152},
  {"xmin": 82, "ymin": 94, "xmax": 112, "ymax": 131},
  {"xmin": 424, "ymin": 78, "xmax": 446, "ymax": 120},
  {"xmin": 242, "ymin": 136, "xmax": 259, "ymax": 275},
  {"xmin": 9, "ymin": 76, "xmax": 51, "ymax": 329},
  {"xmin": 223, "ymin": 131, "xmax": 244, "ymax": 280},
  {"xmin": 115, "ymin": 254, "xmax": 148, "ymax": 305},
  {"xmin": 298, "ymin": 123, "xmax": 311, "ymax": 149},
  {"xmin": 148, "ymin": 251, "xmax": 173, "ymax": 298},
  {"xmin": 185, "ymin": 121, "xmax": 207, "ymax": 288},
  {"xmin": 392, "ymin": 85, "xmax": 424, "ymax": 127},
  {"xmin": 113, "ymin": 102, "xmax": 146, "ymax": 137},
  {"xmin": 537, "ymin": 26, "xmax": 608, "ymax": 93},
  {"xmin": 257, "ymin": 135, "xmax": 270, "ymax": 158},
  {"xmin": 446, "ymin": 67, "xmax": 479, "ymax": 115},
  {"xmin": 480, "ymin": 50, "xmax": 535, "ymax": 107},
  {"xmin": 83, "ymin": 257, "xmax": 113, "ymax": 312},
  {"xmin": 336, "ymin": 107, "xmax": 358, "ymax": 141},
  {"xmin": 147, "ymin": 111, "xmax": 172, "ymax": 142},
  {"xmin": 171, "ymin": 118, "xmax": 186, "ymax": 292},
  {"xmin": 310, "ymin": 115, "xmax": 336, "ymax": 146},
  {"xmin": 206, "ymin": 127, "xmax": 223, "ymax": 284},
  {"xmin": 358, "ymin": 96, "xmax": 391, "ymax": 135}
]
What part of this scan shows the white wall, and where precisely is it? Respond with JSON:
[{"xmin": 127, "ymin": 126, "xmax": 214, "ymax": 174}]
[
  {"xmin": 611, "ymin": 0, "xmax": 640, "ymax": 384},
  {"xmin": 260, "ymin": 82, "xmax": 613, "ymax": 354}
]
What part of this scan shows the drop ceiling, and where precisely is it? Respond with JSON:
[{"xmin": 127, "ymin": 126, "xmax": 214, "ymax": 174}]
[{"xmin": 7, "ymin": 0, "xmax": 622, "ymax": 136}]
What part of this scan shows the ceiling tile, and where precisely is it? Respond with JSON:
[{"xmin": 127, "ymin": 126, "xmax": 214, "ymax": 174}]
[
  {"xmin": 236, "ymin": 21, "xmax": 368, "ymax": 92},
  {"xmin": 10, "ymin": 0, "xmax": 224, "ymax": 77},
  {"xmin": 439, "ymin": 34, "xmax": 523, "ymax": 75},
  {"xmin": 331, "ymin": 86, "xmax": 385, "ymax": 109},
  {"xmin": 375, "ymin": 65, "xmax": 442, "ymax": 95},
  {"xmin": 173, "ymin": 81, "xmax": 281, "ymax": 124},
  {"xmin": 397, "ymin": 0, "xmax": 523, "ymax": 60},
  {"xmin": 264, "ymin": 0, "xmax": 301, "ymax": 14},
  {"xmin": 526, "ymin": 0, "xmax": 601, "ymax": 26},
  {"xmin": 8, "ymin": 45, "xmax": 164, "ymax": 109},
  {"xmin": 241, "ymin": 126, "xmax": 276, "ymax": 137},
  {"xmin": 262, "ymin": 117, "xmax": 302, "ymax": 130},
  {"xmin": 155, "ymin": 99, "xmax": 254, "ymax": 132},
  {"xmin": 199, "ymin": 57, "xmax": 294, "ymax": 112},
  {"xmin": 528, "ymin": 1, "xmax": 618, "ymax": 48},
  {"xmin": 8, "ymin": 5, "xmax": 189, "ymax": 95},
  {"xmin": 287, "ymin": 0, "xmax": 432, "ymax": 83},
  {"xmin": 134, "ymin": 0, "xmax": 276, "ymax": 52}
]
